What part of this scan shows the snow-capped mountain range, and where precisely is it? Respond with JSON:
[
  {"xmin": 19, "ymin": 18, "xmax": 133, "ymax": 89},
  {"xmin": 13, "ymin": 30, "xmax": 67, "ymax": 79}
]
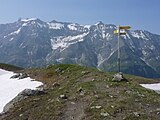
[{"xmin": 0, "ymin": 18, "xmax": 160, "ymax": 78}]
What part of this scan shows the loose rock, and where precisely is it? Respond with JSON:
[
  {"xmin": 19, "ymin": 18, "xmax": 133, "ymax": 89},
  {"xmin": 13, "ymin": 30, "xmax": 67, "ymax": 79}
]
[{"xmin": 59, "ymin": 94, "xmax": 68, "ymax": 99}]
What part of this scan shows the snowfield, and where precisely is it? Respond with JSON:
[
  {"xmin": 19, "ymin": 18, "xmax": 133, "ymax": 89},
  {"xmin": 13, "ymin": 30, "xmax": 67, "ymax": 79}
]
[
  {"xmin": 140, "ymin": 83, "xmax": 160, "ymax": 91},
  {"xmin": 0, "ymin": 69, "xmax": 43, "ymax": 113}
]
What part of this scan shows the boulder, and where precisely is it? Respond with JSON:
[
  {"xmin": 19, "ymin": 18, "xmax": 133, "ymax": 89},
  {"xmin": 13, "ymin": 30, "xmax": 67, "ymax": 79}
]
[
  {"xmin": 18, "ymin": 73, "xmax": 29, "ymax": 79},
  {"xmin": 18, "ymin": 88, "xmax": 46, "ymax": 96},
  {"xmin": 59, "ymin": 94, "xmax": 68, "ymax": 99},
  {"xmin": 10, "ymin": 73, "xmax": 20, "ymax": 79},
  {"xmin": 112, "ymin": 72, "xmax": 128, "ymax": 82},
  {"xmin": 3, "ymin": 88, "xmax": 46, "ymax": 113},
  {"xmin": 10, "ymin": 73, "xmax": 29, "ymax": 79}
]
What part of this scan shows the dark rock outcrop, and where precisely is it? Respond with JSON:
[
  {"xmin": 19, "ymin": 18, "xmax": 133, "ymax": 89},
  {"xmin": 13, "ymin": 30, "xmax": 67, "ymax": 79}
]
[
  {"xmin": 3, "ymin": 88, "xmax": 46, "ymax": 113},
  {"xmin": 10, "ymin": 73, "xmax": 29, "ymax": 79}
]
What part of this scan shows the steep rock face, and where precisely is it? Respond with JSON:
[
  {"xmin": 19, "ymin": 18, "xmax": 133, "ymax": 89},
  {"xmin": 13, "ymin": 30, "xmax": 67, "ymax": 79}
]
[
  {"xmin": 0, "ymin": 18, "xmax": 160, "ymax": 78},
  {"xmin": 0, "ymin": 18, "xmax": 52, "ymax": 67}
]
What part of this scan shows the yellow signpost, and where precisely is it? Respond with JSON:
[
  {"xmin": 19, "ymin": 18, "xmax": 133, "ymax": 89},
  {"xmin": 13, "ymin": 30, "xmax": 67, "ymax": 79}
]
[
  {"xmin": 119, "ymin": 32, "xmax": 126, "ymax": 35},
  {"xmin": 114, "ymin": 30, "xmax": 119, "ymax": 34},
  {"xmin": 114, "ymin": 25, "xmax": 131, "ymax": 73},
  {"xmin": 119, "ymin": 26, "xmax": 131, "ymax": 30}
]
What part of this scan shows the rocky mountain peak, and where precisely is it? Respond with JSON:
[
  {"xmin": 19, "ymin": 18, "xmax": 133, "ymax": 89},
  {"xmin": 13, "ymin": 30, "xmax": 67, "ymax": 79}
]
[
  {"xmin": 0, "ymin": 18, "xmax": 160, "ymax": 78},
  {"xmin": 95, "ymin": 21, "xmax": 104, "ymax": 26}
]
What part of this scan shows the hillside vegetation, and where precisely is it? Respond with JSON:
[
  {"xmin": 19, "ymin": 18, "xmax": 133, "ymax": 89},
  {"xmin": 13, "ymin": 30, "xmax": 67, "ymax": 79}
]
[
  {"xmin": 0, "ymin": 64, "xmax": 160, "ymax": 120},
  {"xmin": 0, "ymin": 63, "xmax": 23, "ymax": 71}
]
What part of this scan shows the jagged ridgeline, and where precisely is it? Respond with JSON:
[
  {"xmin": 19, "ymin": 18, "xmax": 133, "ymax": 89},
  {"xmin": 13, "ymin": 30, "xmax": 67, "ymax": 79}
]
[
  {"xmin": 0, "ymin": 18, "xmax": 160, "ymax": 78},
  {"xmin": 0, "ymin": 64, "xmax": 160, "ymax": 120}
]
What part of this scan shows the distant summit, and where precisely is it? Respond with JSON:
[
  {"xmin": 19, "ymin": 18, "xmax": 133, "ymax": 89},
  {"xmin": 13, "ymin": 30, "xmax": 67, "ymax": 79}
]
[{"xmin": 0, "ymin": 18, "xmax": 160, "ymax": 78}]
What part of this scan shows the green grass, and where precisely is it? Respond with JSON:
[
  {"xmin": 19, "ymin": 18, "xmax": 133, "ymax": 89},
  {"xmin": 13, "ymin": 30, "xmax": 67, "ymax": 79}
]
[
  {"xmin": 1, "ymin": 64, "xmax": 160, "ymax": 120},
  {"xmin": 0, "ymin": 63, "xmax": 23, "ymax": 71}
]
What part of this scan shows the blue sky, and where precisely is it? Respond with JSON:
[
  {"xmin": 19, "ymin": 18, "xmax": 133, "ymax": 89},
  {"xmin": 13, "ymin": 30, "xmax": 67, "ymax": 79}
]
[{"xmin": 0, "ymin": 0, "xmax": 160, "ymax": 34}]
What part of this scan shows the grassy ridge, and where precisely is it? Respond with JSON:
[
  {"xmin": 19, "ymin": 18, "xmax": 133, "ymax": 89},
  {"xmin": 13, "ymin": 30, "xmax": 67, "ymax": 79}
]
[
  {"xmin": 0, "ymin": 64, "xmax": 160, "ymax": 120},
  {"xmin": 0, "ymin": 63, "xmax": 23, "ymax": 71}
]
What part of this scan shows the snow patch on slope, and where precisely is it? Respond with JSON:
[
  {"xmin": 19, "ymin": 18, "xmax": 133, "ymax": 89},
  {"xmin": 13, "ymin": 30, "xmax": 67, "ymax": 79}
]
[
  {"xmin": 140, "ymin": 83, "xmax": 160, "ymax": 91},
  {"xmin": 68, "ymin": 24, "xmax": 78, "ymax": 31},
  {"xmin": 84, "ymin": 25, "xmax": 91, "ymax": 29},
  {"xmin": 21, "ymin": 18, "xmax": 37, "ymax": 22},
  {"xmin": 48, "ymin": 23, "xmax": 64, "ymax": 29},
  {"xmin": 51, "ymin": 32, "xmax": 88, "ymax": 51},
  {"xmin": 5, "ymin": 28, "xmax": 22, "ymax": 38},
  {"xmin": 0, "ymin": 69, "xmax": 43, "ymax": 113},
  {"xmin": 131, "ymin": 31, "xmax": 149, "ymax": 40},
  {"xmin": 22, "ymin": 23, "xmax": 28, "ymax": 27},
  {"xmin": 102, "ymin": 32, "xmax": 112, "ymax": 39},
  {"xmin": 10, "ymin": 28, "xmax": 21, "ymax": 35}
]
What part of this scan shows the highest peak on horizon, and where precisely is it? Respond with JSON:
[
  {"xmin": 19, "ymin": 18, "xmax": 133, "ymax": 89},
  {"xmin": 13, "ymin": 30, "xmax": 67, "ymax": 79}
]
[
  {"xmin": 95, "ymin": 21, "xmax": 105, "ymax": 25},
  {"xmin": 19, "ymin": 18, "xmax": 38, "ymax": 22}
]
